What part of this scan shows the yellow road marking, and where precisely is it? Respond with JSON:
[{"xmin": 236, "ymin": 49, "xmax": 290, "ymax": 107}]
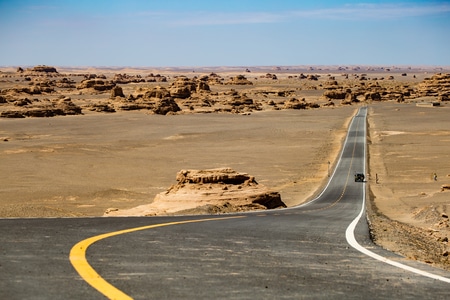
[{"xmin": 70, "ymin": 216, "xmax": 245, "ymax": 300}]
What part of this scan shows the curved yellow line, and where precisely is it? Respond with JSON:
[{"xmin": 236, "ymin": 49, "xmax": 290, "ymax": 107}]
[{"xmin": 70, "ymin": 216, "xmax": 245, "ymax": 299}]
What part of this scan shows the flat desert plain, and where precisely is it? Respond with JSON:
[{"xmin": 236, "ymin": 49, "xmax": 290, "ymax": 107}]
[
  {"xmin": 0, "ymin": 108, "xmax": 354, "ymax": 217},
  {"xmin": 0, "ymin": 65, "xmax": 449, "ymax": 270}
]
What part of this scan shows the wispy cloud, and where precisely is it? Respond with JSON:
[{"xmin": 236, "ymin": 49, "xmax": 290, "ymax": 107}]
[
  {"xmin": 156, "ymin": 2, "xmax": 450, "ymax": 26},
  {"xmin": 178, "ymin": 11, "xmax": 284, "ymax": 25},
  {"xmin": 292, "ymin": 3, "xmax": 450, "ymax": 20}
]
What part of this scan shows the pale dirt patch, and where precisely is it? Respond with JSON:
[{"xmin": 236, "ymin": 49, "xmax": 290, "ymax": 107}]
[{"xmin": 379, "ymin": 130, "xmax": 406, "ymax": 136}]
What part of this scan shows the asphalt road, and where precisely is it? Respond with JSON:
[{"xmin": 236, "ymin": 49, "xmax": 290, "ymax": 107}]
[{"xmin": 1, "ymin": 107, "xmax": 450, "ymax": 299}]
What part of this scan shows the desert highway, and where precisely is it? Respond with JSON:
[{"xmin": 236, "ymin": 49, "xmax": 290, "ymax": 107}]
[{"xmin": 1, "ymin": 107, "xmax": 450, "ymax": 299}]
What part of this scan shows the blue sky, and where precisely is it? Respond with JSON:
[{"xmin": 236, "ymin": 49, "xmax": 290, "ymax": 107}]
[{"xmin": 1, "ymin": 0, "xmax": 449, "ymax": 67}]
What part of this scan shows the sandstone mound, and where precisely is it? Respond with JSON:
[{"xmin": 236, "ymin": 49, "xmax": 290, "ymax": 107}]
[
  {"xmin": 415, "ymin": 73, "xmax": 450, "ymax": 101},
  {"xmin": 146, "ymin": 73, "xmax": 167, "ymax": 82},
  {"xmin": 169, "ymin": 76, "xmax": 210, "ymax": 99},
  {"xmin": 283, "ymin": 97, "xmax": 307, "ymax": 109},
  {"xmin": 1, "ymin": 85, "xmax": 55, "ymax": 96},
  {"xmin": 0, "ymin": 96, "xmax": 82, "ymax": 118},
  {"xmin": 131, "ymin": 86, "xmax": 171, "ymax": 99},
  {"xmin": 202, "ymin": 73, "xmax": 224, "ymax": 85},
  {"xmin": 116, "ymin": 86, "xmax": 181, "ymax": 114},
  {"xmin": 226, "ymin": 92, "xmax": 261, "ymax": 113},
  {"xmin": 322, "ymin": 90, "xmax": 347, "ymax": 100},
  {"xmin": 76, "ymin": 79, "xmax": 116, "ymax": 92},
  {"xmin": 56, "ymin": 77, "xmax": 76, "ymax": 88},
  {"xmin": 260, "ymin": 73, "xmax": 278, "ymax": 80},
  {"xmin": 112, "ymin": 73, "xmax": 146, "ymax": 84},
  {"xmin": 300, "ymin": 74, "xmax": 318, "ymax": 81},
  {"xmin": 104, "ymin": 168, "xmax": 285, "ymax": 216},
  {"xmin": 27, "ymin": 65, "xmax": 58, "ymax": 73},
  {"xmin": 320, "ymin": 78, "xmax": 412, "ymax": 103},
  {"xmin": 283, "ymin": 97, "xmax": 319, "ymax": 109},
  {"xmin": 110, "ymin": 86, "xmax": 125, "ymax": 98},
  {"xmin": 225, "ymin": 75, "xmax": 253, "ymax": 85}
]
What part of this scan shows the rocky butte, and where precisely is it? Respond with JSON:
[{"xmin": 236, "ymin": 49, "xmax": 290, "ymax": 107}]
[{"xmin": 104, "ymin": 168, "xmax": 286, "ymax": 216}]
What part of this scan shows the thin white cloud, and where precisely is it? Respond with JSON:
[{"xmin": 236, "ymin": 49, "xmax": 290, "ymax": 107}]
[
  {"xmin": 292, "ymin": 3, "xmax": 450, "ymax": 20},
  {"xmin": 147, "ymin": 11, "xmax": 284, "ymax": 26},
  {"xmin": 186, "ymin": 11, "xmax": 283, "ymax": 25},
  {"xmin": 155, "ymin": 2, "xmax": 450, "ymax": 26}
]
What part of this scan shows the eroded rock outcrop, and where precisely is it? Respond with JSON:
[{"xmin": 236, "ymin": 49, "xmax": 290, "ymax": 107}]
[
  {"xmin": 225, "ymin": 75, "xmax": 253, "ymax": 85},
  {"xmin": 415, "ymin": 73, "xmax": 450, "ymax": 101},
  {"xmin": 116, "ymin": 86, "xmax": 180, "ymax": 114},
  {"xmin": 28, "ymin": 65, "xmax": 58, "ymax": 73},
  {"xmin": 1, "ymin": 85, "xmax": 55, "ymax": 96},
  {"xmin": 283, "ymin": 97, "xmax": 319, "ymax": 109},
  {"xmin": 56, "ymin": 77, "xmax": 76, "ymax": 88},
  {"xmin": 283, "ymin": 97, "xmax": 308, "ymax": 109},
  {"xmin": 169, "ymin": 76, "xmax": 210, "ymax": 99},
  {"xmin": 323, "ymin": 90, "xmax": 347, "ymax": 100},
  {"xmin": 0, "ymin": 97, "xmax": 82, "ymax": 118},
  {"xmin": 130, "ymin": 86, "xmax": 170, "ymax": 100},
  {"xmin": 105, "ymin": 168, "xmax": 285, "ymax": 216},
  {"xmin": 320, "ymin": 79, "xmax": 412, "ymax": 103},
  {"xmin": 110, "ymin": 86, "xmax": 125, "ymax": 98},
  {"xmin": 76, "ymin": 79, "xmax": 116, "ymax": 92},
  {"xmin": 203, "ymin": 73, "xmax": 224, "ymax": 85},
  {"xmin": 260, "ymin": 73, "xmax": 278, "ymax": 80},
  {"xmin": 112, "ymin": 73, "xmax": 146, "ymax": 84},
  {"xmin": 146, "ymin": 73, "xmax": 167, "ymax": 82},
  {"xmin": 158, "ymin": 168, "xmax": 285, "ymax": 210}
]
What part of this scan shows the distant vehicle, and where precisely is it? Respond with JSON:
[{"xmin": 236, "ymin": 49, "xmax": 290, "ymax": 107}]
[{"xmin": 354, "ymin": 173, "xmax": 365, "ymax": 182}]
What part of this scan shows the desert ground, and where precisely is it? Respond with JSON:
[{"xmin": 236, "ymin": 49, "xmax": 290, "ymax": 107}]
[{"xmin": 1, "ymin": 65, "xmax": 449, "ymax": 270}]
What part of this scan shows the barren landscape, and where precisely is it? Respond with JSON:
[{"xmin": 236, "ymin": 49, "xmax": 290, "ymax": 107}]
[{"xmin": 1, "ymin": 65, "xmax": 449, "ymax": 270}]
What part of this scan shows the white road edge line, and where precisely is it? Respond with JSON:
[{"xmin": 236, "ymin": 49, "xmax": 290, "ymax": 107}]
[
  {"xmin": 290, "ymin": 107, "xmax": 358, "ymax": 210},
  {"xmin": 345, "ymin": 107, "xmax": 450, "ymax": 283}
]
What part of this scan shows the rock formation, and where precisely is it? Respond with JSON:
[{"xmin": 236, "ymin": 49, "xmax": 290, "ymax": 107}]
[
  {"xmin": 131, "ymin": 86, "xmax": 170, "ymax": 100},
  {"xmin": 169, "ymin": 76, "xmax": 210, "ymax": 99},
  {"xmin": 0, "ymin": 97, "xmax": 82, "ymax": 118},
  {"xmin": 27, "ymin": 65, "xmax": 58, "ymax": 73},
  {"xmin": 76, "ymin": 79, "xmax": 116, "ymax": 92},
  {"xmin": 283, "ymin": 97, "xmax": 307, "ymax": 109},
  {"xmin": 112, "ymin": 73, "xmax": 146, "ymax": 84},
  {"xmin": 1, "ymin": 85, "xmax": 55, "ymax": 96},
  {"xmin": 146, "ymin": 73, "xmax": 167, "ymax": 82},
  {"xmin": 323, "ymin": 90, "xmax": 347, "ymax": 100},
  {"xmin": 56, "ymin": 77, "xmax": 76, "ymax": 88},
  {"xmin": 323, "ymin": 79, "xmax": 339, "ymax": 90},
  {"xmin": 3, "ymin": 68, "xmax": 449, "ymax": 119},
  {"xmin": 85, "ymin": 103, "xmax": 116, "ymax": 113},
  {"xmin": 116, "ymin": 86, "xmax": 180, "ymax": 114},
  {"xmin": 158, "ymin": 168, "xmax": 286, "ymax": 209},
  {"xmin": 306, "ymin": 74, "xmax": 319, "ymax": 81},
  {"xmin": 138, "ymin": 168, "xmax": 286, "ymax": 215},
  {"xmin": 225, "ymin": 75, "xmax": 253, "ymax": 85},
  {"xmin": 203, "ymin": 73, "xmax": 224, "ymax": 85},
  {"xmin": 110, "ymin": 86, "xmax": 125, "ymax": 98},
  {"xmin": 260, "ymin": 73, "xmax": 278, "ymax": 80},
  {"xmin": 153, "ymin": 98, "xmax": 181, "ymax": 115},
  {"xmin": 415, "ymin": 73, "xmax": 450, "ymax": 101}
]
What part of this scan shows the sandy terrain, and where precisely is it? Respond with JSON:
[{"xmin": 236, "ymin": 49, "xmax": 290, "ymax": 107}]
[
  {"xmin": 366, "ymin": 103, "xmax": 450, "ymax": 270},
  {"xmin": 0, "ymin": 107, "xmax": 353, "ymax": 217},
  {"xmin": 1, "ymin": 65, "xmax": 449, "ymax": 270}
]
